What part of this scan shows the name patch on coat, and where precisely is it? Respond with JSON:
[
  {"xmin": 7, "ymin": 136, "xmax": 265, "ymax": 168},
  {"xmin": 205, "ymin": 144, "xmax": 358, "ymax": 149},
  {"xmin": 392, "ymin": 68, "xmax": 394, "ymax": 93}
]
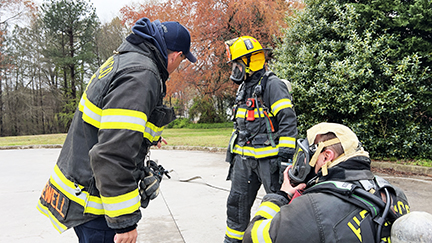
[{"xmin": 39, "ymin": 181, "xmax": 70, "ymax": 219}]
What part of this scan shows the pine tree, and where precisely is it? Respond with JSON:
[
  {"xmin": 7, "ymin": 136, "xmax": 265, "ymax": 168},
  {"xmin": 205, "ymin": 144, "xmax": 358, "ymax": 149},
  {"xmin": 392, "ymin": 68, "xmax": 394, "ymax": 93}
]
[{"xmin": 41, "ymin": 0, "xmax": 99, "ymax": 128}]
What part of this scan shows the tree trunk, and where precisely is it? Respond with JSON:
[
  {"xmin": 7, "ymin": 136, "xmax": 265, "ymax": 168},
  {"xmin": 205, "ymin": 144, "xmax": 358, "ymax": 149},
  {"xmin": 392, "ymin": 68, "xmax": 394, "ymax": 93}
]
[{"xmin": 69, "ymin": 30, "xmax": 76, "ymax": 100}]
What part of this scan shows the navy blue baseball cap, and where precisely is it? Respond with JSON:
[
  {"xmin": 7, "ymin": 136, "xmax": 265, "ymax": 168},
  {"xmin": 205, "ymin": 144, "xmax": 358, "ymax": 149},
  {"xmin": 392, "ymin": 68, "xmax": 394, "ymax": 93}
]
[{"xmin": 161, "ymin": 21, "xmax": 197, "ymax": 63}]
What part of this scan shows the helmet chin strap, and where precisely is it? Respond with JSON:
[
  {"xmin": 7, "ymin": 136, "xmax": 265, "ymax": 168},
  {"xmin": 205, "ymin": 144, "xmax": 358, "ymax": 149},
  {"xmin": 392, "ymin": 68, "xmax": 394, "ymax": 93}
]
[
  {"xmin": 244, "ymin": 66, "xmax": 252, "ymax": 80},
  {"xmin": 242, "ymin": 55, "xmax": 252, "ymax": 80}
]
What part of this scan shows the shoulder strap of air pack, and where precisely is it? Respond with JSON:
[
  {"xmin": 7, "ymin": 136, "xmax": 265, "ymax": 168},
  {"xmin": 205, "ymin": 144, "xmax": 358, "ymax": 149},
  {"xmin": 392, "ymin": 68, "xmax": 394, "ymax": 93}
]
[
  {"xmin": 255, "ymin": 71, "xmax": 275, "ymax": 96},
  {"xmin": 256, "ymin": 71, "xmax": 293, "ymax": 96},
  {"xmin": 305, "ymin": 180, "xmax": 386, "ymax": 218},
  {"xmin": 260, "ymin": 71, "xmax": 275, "ymax": 93},
  {"xmin": 305, "ymin": 178, "xmax": 398, "ymax": 243}
]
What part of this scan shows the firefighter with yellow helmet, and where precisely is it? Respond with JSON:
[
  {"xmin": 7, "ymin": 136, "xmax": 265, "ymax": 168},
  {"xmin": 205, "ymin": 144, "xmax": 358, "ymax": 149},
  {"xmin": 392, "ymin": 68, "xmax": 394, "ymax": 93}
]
[{"xmin": 223, "ymin": 36, "xmax": 298, "ymax": 243}]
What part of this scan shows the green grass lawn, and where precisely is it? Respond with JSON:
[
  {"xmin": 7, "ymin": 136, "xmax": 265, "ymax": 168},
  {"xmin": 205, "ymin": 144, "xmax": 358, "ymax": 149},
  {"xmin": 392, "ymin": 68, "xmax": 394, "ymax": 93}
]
[
  {"xmin": 0, "ymin": 133, "xmax": 67, "ymax": 146},
  {"xmin": 0, "ymin": 128, "xmax": 233, "ymax": 148},
  {"xmin": 1, "ymin": 128, "xmax": 430, "ymax": 167},
  {"xmin": 162, "ymin": 128, "xmax": 232, "ymax": 148}
]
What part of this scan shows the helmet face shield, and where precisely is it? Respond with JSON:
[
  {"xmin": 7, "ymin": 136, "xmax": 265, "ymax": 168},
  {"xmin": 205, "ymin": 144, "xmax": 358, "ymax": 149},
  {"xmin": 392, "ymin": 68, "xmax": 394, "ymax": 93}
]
[
  {"xmin": 230, "ymin": 61, "xmax": 246, "ymax": 84},
  {"xmin": 288, "ymin": 138, "xmax": 316, "ymax": 185}
]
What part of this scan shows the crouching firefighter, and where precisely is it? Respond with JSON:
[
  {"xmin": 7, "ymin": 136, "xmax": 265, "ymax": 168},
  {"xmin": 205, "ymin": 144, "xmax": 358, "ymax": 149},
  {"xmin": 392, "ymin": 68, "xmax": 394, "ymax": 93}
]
[
  {"xmin": 223, "ymin": 36, "xmax": 298, "ymax": 243},
  {"xmin": 243, "ymin": 122, "xmax": 410, "ymax": 243}
]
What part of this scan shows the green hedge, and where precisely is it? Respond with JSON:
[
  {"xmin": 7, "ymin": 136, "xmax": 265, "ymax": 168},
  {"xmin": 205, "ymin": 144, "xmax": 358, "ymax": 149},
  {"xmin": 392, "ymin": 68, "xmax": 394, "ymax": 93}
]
[{"xmin": 273, "ymin": 0, "xmax": 432, "ymax": 160}]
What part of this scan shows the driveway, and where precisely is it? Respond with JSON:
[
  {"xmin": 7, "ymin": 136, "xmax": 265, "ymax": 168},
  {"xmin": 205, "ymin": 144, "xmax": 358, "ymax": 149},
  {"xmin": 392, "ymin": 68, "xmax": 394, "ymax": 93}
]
[{"xmin": 1, "ymin": 148, "xmax": 430, "ymax": 242}]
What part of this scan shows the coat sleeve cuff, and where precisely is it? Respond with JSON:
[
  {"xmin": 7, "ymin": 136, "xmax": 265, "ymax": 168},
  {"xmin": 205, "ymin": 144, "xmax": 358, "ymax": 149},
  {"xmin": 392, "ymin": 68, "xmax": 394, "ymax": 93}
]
[
  {"xmin": 263, "ymin": 192, "xmax": 290, "ymax": 206},
  {"xmin": 114, "ymin": 224, "xmax": 137, "ymax": 234}
]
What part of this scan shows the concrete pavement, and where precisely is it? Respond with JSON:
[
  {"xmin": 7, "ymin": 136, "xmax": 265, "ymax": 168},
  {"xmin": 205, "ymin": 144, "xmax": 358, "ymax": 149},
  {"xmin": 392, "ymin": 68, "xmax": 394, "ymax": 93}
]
[
  {"xmin": 0, "ymin": 148, "xmax": 265, "ymax": 243},
  {"xmin": 1, "ymin": 148, "xmax": 431, "ymax": 243}
]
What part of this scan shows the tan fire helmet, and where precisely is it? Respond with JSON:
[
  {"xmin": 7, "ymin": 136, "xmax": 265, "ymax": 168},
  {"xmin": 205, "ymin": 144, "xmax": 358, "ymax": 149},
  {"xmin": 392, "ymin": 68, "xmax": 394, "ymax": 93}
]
[{"xmin": 307, "ymin": 122, "xmax": 369, "ymax": 176}]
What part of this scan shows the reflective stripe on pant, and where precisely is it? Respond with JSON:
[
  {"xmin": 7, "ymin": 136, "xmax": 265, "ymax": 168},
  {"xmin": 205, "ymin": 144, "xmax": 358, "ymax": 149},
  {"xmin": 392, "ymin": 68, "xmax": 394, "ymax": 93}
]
[
  {"xmin": 225, "ymin": 155, "xmax": 280, "ymax": 243},
  {"xmin": 74, "ymin": 217, "xmax": 116, "ymax": 243}
]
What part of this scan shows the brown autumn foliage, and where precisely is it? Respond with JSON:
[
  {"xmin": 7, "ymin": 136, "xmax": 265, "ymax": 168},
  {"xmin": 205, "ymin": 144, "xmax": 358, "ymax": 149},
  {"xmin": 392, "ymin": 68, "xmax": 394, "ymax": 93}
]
[{"xmin": 120, "ymin": 0, "xmax": 304, "ymax": 120}]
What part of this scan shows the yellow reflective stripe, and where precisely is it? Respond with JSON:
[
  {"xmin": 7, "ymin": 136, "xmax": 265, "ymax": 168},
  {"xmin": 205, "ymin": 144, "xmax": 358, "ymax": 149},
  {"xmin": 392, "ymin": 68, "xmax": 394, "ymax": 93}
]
[
  {"xmin": 251, "ymin": 219, "xmax": 273, "ymax": 243},
  {"xmin": 84, "ymin": 195, "xmax": 105, "ymax": 215},
  {"xmin": 51, "ymin": 165, "xmax": 88, "ymax": 206},
  {"xmin": 226, "ymin": 226, "xmax": 244, "ymax": 240},
  {"xmin": 236, "ymin": 108, "xmax": 274, "ymax": 119},
  {"xmin": 144, "ymin": 121, "xmax": 164, "ymax": 142},
  {"xmin": 255, "ymin": 201, "xmax": 280, "ymax": 219},
  {"xmin": 51, "ymin": 165, "xmax": 105, "ymax": 215},
  {"xmin": 232, "ymin": 138, "xmax": 296, "ymax": 158},
  {"xmin": 100, "ymin": 189, "xmax": 141, "ymax": 218},
  {"xmin": 252, "ymin": 108, "xmax": 273, "ymax": 118},
  {"xmin": 236, "ymin": 108, "xmax": 247, "ymax": 118},
  {"xmin": 100, "ymin": 108, "xmax": 147, "ymax": 133},
  {"xmin": 278, "ymin": 136, "xmax": 296, "ymax": 149},
  {"xmin": 51, "ymin": 165, "xmax": 140, "ymax": 217},
  {"xmin": 79, "ymin": 92, "xmax": 163, "ymax": 142},
  {"xmin": 232, "ymin": 145, "xmax": 279, "ymax": 159},
  {"xmin": 271, "ymin": 99, "xmax": 292, "ymax": 115},
  {"xmin": 37, "ymin": 200, "xmax": 68, "ymax": 233},
  {"xmin": 80, "ymin": 93, "xmax": 102, "ymax": 128}
]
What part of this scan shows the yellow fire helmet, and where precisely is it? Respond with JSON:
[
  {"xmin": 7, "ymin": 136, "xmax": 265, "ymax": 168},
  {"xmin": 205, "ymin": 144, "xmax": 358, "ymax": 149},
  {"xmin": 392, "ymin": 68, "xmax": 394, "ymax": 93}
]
[{"xmin": 225, "ymin": 36, "xmax": 271, "ymax": 72}]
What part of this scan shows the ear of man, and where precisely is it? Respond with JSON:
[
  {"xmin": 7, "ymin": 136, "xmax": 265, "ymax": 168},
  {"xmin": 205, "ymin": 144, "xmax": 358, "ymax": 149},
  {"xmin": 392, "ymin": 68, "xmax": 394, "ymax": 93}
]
[{"xmin": 323, "ymin": 149, "xmax": 336, "ymax": 162}]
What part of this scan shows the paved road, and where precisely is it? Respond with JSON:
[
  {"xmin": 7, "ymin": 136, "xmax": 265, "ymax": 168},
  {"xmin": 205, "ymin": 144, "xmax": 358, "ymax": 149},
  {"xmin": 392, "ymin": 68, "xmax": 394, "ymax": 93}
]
[{"xmin": 1, "ymin": 148, "xmax": 431, "ymax": 243}]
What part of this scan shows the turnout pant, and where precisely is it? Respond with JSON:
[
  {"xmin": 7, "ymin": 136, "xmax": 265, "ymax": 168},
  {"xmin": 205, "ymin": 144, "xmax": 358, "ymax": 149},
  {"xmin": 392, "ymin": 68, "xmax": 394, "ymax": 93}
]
[
  {"xmin": 74, "ymin": 216, "xmax": 116, "ymax": 243},
  {"xmin": 224, "ymin": 154, "xmax": 281, "ymax": 243}
]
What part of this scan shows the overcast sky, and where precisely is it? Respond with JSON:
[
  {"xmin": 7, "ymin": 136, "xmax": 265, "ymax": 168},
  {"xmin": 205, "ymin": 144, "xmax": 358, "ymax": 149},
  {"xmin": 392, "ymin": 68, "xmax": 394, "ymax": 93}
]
[
  {"xmin": 89, "ymin": 0, "xmax": 133, "ymax": 23},
  {"xmin": 32, "ymin": 0, "xmax": 135, "ymax": 23}
]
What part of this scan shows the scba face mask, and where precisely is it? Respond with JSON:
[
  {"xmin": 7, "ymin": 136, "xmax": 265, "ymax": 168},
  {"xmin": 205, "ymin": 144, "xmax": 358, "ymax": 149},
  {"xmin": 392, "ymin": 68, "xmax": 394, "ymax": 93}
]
[
  {"xmin": 288, "ymin": 138, "xmax": 318, "ymax": 186},
  {"xmin": 230, "ymin": 61, "xmax": 246, "ymax": 84}
]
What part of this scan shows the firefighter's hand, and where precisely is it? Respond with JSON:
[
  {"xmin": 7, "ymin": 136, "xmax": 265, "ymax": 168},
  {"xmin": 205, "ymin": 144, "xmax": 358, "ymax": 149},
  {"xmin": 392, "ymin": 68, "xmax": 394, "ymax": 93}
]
[
  {"xmin": 156, "ymin": 137, "xmax": 167, "ymax": 148},
  {"xmin": 114, "ymin": 228, "xmax": 137, "ymax": 243},
  {"xmin": 280, "ymin": 166, "xmax": 306, "ymax": 199},
  {"xmin": 139, "ymin": 168, "xmax": 160, "ymax": 208}
]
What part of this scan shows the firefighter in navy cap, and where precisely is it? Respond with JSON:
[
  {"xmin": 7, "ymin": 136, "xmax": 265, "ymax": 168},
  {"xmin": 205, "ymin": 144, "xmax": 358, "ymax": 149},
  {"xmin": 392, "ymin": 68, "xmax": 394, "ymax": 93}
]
[{"xmin": 37, "ymin": 17, "xmax": 196, "ymax": 243}]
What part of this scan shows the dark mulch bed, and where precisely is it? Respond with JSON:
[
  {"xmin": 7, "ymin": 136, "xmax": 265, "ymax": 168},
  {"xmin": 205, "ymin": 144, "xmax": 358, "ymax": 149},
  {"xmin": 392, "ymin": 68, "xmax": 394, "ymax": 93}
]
[{"xmin": 371, "ymin": 167, "xmax": 432, "ymax": 178}]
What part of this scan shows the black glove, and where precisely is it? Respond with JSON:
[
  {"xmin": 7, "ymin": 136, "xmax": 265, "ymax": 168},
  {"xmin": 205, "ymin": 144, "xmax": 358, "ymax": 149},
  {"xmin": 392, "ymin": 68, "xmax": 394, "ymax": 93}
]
[
  {"xmin": 278, "ymin": 153, "xmax": 293, "ymax": 184},
  {"xmin": 139, "ymin": 166, "xmax": 161, "ymax": 208}
]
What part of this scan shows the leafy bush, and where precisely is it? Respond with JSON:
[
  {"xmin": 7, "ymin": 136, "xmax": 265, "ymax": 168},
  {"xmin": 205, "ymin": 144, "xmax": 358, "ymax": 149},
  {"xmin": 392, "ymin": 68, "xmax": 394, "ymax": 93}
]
[
  {"xmin": 189, "ymin": 96, "xmax": 228, "ymax": 123},
  {"xmin": 166, "ymin": 118, "xmax": 192, "ymax": 128},
  {"xmin": 273, "ymin": 0, "xmax": 432, "ymax": 159}
]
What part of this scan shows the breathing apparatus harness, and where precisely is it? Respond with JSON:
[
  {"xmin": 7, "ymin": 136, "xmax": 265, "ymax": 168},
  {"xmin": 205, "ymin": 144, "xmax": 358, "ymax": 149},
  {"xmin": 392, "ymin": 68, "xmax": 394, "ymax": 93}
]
[
  {"xmin": 230, "ymin": 71, "xmax": 277, "ymax": 151},
  {"xmin": 254, "ymin": 71, "xmax": 277, "ymax": 147},
  {"xmin": 289, "ymin": 137, "xmax": 393, "ymax": 243},
  {"xmin": 304, "ymin": 178, "xmax": 392, "ymax": 243}
]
